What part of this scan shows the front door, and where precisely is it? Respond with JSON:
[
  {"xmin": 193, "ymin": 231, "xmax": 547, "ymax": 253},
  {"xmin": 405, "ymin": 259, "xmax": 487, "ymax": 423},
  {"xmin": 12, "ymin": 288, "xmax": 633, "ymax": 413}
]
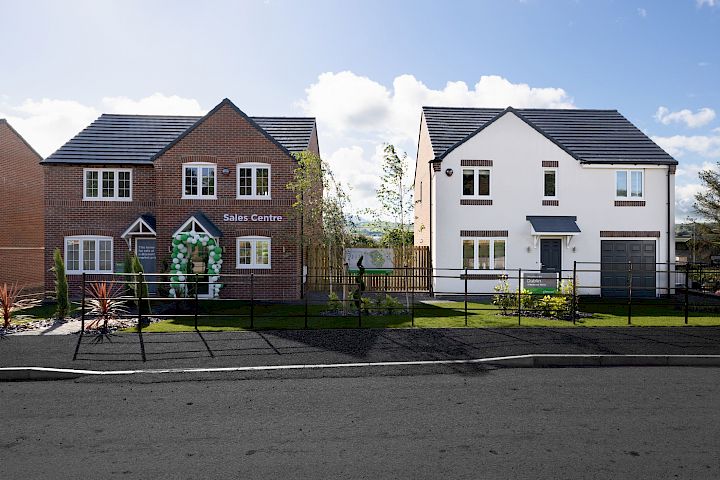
[
  {"xmin": 135, "ymin": 238, "xmax": 157, "ymax": 294},
  {"xmin": 540, "ymin": 239, "xmax": 562, "ymax": 273}
]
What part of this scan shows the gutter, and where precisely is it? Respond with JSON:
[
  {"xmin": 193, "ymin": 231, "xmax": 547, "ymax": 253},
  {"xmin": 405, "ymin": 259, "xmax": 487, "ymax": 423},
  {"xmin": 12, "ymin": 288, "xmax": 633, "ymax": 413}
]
[
  {"xmin": 429, "ymin": 160, "xmax": 434, "ymax": 295},
  {"xmin": 667, "ymin": 167, "xmax": 672, "ymax": 295}
]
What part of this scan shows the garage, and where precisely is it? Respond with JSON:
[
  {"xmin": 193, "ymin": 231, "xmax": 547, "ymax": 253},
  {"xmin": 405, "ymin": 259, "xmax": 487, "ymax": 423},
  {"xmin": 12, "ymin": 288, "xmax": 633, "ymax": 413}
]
[{"xmin": 601, "ymin": 240, "xmax": 656, "ymax": 297}]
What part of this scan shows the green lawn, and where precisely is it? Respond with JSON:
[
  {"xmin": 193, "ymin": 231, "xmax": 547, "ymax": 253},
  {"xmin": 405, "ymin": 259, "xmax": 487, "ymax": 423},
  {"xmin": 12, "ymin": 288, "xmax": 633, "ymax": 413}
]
[{"xmin": 134, "ymin": 299, "xmax": 720, "ymax": 332}]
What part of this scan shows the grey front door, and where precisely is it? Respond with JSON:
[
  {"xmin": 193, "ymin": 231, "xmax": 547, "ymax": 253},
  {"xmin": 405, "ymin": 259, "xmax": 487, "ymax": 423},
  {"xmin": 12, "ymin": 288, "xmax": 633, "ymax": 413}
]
[
  {"xmin": 540, "ymin": 239, "xmax": 562, "ymax": 273},
  {"xmin": 601, "ymin": 240, "xmax": 656, "ymax": 298},
  {"xmin": 135, "ymin": 238, "xmax": 157, "ymax": 294}
]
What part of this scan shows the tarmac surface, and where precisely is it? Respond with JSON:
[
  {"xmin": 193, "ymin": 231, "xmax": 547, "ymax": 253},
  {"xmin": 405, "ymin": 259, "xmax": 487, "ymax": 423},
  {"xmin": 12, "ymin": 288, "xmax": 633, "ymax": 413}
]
[
  {"xmin": 2, "ymin": 327, "xmax": 720, "ymax": 371},
  {"xmin": 2, "ymin": 367, "xmax": 719, "ymax": 479}
]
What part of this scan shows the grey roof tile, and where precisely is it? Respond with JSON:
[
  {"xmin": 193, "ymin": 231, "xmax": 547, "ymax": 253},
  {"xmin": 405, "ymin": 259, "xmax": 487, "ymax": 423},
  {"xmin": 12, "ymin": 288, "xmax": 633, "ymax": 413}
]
[
  {"xmin": 44, "ymin": 113, "xmax": 315, "ymax": 165},
  {"xmin": 423, "ymin": 106, "xmax": 677, "ymax": 165}
]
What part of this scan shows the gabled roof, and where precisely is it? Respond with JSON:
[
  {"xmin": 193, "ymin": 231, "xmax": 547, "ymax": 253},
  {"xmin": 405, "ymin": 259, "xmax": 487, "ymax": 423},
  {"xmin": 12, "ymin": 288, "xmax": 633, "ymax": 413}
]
[
  {"xmin": 422, "ymin": 106, "xmax": 677, "ymax": 165},
  {"xmin": 0, "ymin": 119, "xmax": 43, "ymax": 161},
  {"xmin": 42, "ymin": 99, "xmax": 316, "ymax": 165}
]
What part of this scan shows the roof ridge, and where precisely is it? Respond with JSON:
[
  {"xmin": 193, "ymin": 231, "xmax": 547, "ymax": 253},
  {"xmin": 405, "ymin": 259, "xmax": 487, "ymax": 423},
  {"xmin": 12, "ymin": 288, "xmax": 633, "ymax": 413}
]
[{"xmin": 422, "ymin": 105, "xmax": 618, "ymax": 112}]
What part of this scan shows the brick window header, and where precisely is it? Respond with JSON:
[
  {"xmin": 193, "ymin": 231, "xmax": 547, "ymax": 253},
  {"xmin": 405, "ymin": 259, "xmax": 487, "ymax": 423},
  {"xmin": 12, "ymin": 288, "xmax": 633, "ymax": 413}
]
[
  {"xmin": 600, "ymin": 231, "xmax": 660, "ymax": 238},
  {"xmin": 461, "ymin": 159, "xmax": 493, "ymax": 167},
  {"xmin": 542, "ymin": 161, "xmax": 559, "ymax": 167},
  {"xmin": 460, "ymin": 230, "xmax": 508, "ymax": 237}
]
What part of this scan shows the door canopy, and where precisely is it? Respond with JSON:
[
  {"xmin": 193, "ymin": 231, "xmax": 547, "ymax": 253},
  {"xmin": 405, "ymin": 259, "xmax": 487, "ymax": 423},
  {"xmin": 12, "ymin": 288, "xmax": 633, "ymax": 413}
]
[{"xmin": 169, "ymin": 212, "xmax": 223, "ymax": 298}]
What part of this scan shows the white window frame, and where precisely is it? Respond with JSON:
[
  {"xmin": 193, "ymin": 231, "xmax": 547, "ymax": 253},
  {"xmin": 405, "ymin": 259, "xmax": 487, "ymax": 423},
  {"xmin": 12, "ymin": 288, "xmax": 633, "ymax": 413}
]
[
  {"xmin": 615, "ymin": 169, "xmax": 644, "ymax": 200},
  {"xmin": 543, "ymin": 168, "xmax": 558, "ymax": 199},
  {"xmin": 236, "ymin": 236, "xmax": 271, "ymax": 269},
  {"xmin": 460, "ymin": 238, "xmax": 507, "ymax": 270},
  {"xmin": 83, "ymin": 168, "xmax": 132, "ymax": 201},
  {"xmin": 461, "ymin": 167, "xmax": 492, "ymax": 198},
  {"xmin": 64, "ymin": 235, "xmax": 114, "ymax": 274},
  {"xmin": 236, "ymin": 163, "xmax": 271, "ymax": 199},
  {"xmin": 182, "ymin": 162, "xmax": 217, "ymax": 200}
]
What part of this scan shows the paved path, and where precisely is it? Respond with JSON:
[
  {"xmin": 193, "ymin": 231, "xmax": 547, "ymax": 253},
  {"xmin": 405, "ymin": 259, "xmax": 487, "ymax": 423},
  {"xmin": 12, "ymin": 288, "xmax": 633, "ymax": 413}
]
[
  {"xmin": 2, "ymin": 327, "xmax": 720, "ymax": 371},
  {"xmin": 12, "ymin": 320, "xmax": 81, "ymax": 336}
]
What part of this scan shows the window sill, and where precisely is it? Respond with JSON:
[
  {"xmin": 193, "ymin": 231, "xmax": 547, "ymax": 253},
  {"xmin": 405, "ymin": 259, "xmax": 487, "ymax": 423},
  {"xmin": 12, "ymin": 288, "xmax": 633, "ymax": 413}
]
[
  {"xmin": 83, "ymin": 198, "xmax": 133, "ymax": 202},
  {"xmin": 67, "ymin": 271, "xmax": 114, "ymax": 275},
  {"xmin": 460, "ymin": 199, "xmax": 493, "ymax": 206},
  {"xmin": 236, "ymin": 265, "xmax": 271, "ymax": 270},
  {"xmin": 182, "ymin": 195, "xmax": 218, "ymax": 200},
  {"xmin": 236, "ymin": 196, "xmax": 272, "ymax": 200},
  {"xmin": 614, "ymin": 200, "xmax": 646, "ymax": 207}
]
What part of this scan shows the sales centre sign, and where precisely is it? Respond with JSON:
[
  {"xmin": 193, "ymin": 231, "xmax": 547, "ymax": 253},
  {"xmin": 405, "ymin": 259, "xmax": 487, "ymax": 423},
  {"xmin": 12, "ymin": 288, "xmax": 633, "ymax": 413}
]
[{"xmin": 223, "ymin": 213, "xmax": 284, "ymax": 222}]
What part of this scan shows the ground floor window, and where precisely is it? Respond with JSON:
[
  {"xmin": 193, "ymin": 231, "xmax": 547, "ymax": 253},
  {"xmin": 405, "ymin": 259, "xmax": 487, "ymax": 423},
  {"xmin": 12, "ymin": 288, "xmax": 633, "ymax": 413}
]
[
  {"xmin": 64, "ymin": 236, "xmax": 113, "ymax": 274},
  {"xmin": 461, "ymin": 238, "xmax": 506, "ymax": 270},
  {"xmin": 236, "ymin": 236, "xmax": 271, "ymax": 269}
]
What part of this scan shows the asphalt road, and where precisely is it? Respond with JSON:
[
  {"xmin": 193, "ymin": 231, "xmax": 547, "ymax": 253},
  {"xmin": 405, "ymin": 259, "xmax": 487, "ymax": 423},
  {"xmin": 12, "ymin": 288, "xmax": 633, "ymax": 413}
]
[{"xmin": 2, "ymin": 367, "xmax": 719, "ymax": 479}]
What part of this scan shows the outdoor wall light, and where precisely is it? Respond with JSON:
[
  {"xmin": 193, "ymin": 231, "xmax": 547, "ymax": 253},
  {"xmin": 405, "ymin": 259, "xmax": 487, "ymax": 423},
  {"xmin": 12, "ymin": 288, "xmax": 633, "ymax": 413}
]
[
  {"xmin": 445, "ymin": 168, "xmax": 453, "ymax": 177},
  {"xmin": 526, "ymin": 246, "xmax": 531, "ymax": 253},
  {"xmin": 572, "ymin": 246, "xmax": 577, "ymax": 253},
  {"xmin": 221, "ymin": 168, "xmax": 230, "ymax": 175}
]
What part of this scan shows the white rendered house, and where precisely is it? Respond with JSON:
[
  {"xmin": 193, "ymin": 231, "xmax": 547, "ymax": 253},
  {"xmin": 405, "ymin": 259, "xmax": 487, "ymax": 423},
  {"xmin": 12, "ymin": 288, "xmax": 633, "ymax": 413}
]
[{"xmin": 413, "ymin": 107, "xmax": 678, "ymax": 297}]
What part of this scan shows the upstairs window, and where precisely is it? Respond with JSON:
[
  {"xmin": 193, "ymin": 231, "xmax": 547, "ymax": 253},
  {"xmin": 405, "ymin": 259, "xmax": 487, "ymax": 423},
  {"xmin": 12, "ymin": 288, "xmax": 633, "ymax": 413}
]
[
  {"xmin": 616, "ymin": 170, "xmax": 643, "ymax": 198},
  {"xmin": 236, "ymin": 236, "xmax": 271, "ymax": 269},
  {"xmin": 543, "ymin": 169, "xmax": 557, "ymax": 198},
  {"xmin": 84, "ymin": 169, "xmax": 132, "ymax": 201},
  {"xmin": 237, "ymin": 163, "xmax": 271, "ymax": 199},
  {"xmin": 461, "ymin": 238, "xmax": 506, "ymax": 270},
  {"xmin": 462, "ymin": 168, "xmax": 491, "ymax": 197},
  {"xmin": 64, "ymin": 236, "xmax": 113, "ymax": 274},
  {"xmin": 183, "ymin": 163, "xmax": 216, "ymax": 199}
]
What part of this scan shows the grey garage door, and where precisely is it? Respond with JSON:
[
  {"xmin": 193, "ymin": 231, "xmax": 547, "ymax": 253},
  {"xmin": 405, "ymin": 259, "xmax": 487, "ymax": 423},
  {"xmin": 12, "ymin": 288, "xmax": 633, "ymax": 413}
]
[{"xmin": 601, "ymin": 240, "xmax": 656, "ymax": 298}]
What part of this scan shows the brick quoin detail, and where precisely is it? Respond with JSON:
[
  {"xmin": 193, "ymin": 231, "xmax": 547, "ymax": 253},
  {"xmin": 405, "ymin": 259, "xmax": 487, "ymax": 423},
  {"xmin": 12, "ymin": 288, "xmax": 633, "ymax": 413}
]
[
  {"xmin": 460, "ymin": 199, "xmax": 493, "ymax": 205},
  {"xmin": 460, "ymin": 230, "xmax": 508, "ymax": 237},
  {"xmin": 542, "ymin": 161, "xmax": 559, "ymax": 167},
  {"xmin": 460, "ymin": 160, "xmax": 493, "ymax": 167},
  {"xmin": 44, "ymin": 103, "xmax": 319, "ymax": 300},
  {"xmin": 542, "ymin": 200, "xmax": 559, "ymax": 206},
  {"xmin": 614, "ymin": 200, "xmax": 646, "ymax": 207},
  {"xmin": 600, "ymin": 231, "xmax": 661, "ymax": 238}
]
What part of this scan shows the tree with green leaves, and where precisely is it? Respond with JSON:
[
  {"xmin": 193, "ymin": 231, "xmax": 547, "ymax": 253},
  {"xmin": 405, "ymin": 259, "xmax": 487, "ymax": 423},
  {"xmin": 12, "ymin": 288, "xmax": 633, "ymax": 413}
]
[
  {"xmin": 53, "ymin": 248, "xmax": 70, "ymax": 320},
  {"xmin": 692, "ymin": 166, "xmax": 720, "ymax": 260},
  {"xmin": 287, "ymin": 151, "xmax": 353, "ymax": 291}
]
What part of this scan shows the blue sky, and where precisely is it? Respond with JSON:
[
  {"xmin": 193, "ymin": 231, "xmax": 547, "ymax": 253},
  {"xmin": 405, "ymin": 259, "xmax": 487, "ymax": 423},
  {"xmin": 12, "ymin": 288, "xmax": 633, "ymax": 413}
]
[{"xmin": 1, "ymin": 0, "xmax": 719, "ymax": 220}]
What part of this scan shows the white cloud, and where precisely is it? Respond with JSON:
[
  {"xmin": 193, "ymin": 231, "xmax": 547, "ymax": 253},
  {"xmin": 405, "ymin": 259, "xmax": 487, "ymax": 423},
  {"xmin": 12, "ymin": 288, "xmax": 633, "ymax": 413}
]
[
  {"xmin": 101, "ymin": 93, "xmax": 205, "ymax": 116},
  {"xmin": 0, "ymin": 93, "xmax": 206, "ymax": 157},
  {"xmin": 675, "ymin": 183, "xmax": 703, "ymax": 220},
  {"xmin": 654, "ymin": 106, "xmax": 716, "ymax": 128},
  {"xmin": 326, "ymin": 144, "xmax": 387, "ymax": 216},
  {"xmin": 297, "ymin": 72, "xmax": 575, "ymax": 145},
  {"xmin": 676, "ymin": 160, "xmax": 717, "ymax": 179},
  {"xmin": 637, "ymin": 7, "xmax": 647, "ymax": 17},
  {"xmin": 697, "ymin": 0, "xmax": 718, "ymax": 7},
  {"xmin": 652, "ymin": 132, "xmax": 720, "ymax": 158}
]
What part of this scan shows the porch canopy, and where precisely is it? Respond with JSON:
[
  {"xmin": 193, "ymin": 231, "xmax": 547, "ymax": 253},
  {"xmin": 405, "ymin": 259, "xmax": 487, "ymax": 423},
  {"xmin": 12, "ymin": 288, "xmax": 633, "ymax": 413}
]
[
  {"xmin": 173, "ymin": 211, "xmax": 223, "ymax": 238},
  {"xmin": 526, "ymin": 215, "xmax": 581, "ymax": 247},
  {"xmin": 121, "ymin": 214, "xmax": 157, "ymax": 247}
]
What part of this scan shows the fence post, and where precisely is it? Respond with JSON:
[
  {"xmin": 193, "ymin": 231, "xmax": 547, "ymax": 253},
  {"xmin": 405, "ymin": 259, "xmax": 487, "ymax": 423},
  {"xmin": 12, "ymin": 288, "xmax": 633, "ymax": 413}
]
[
  {"xmin": 250, "ymin": 273, "xmax": 255, "ymax": 329},
  {"xmin": 73, "ymin": 273, "xmax": 87, "ymax": 361},
  {"xmin": 517, "ymin": 268, "xmax": 522, "ymax": 326},
  {"xmin": 684, "ymin": 263, "xmax": 690, "ymax": 325},
  {"xmin": 137, "ymin": 272, "xmax": 146, "ymax": 362},
  {"xmin": 194, "ymin": 273, "xmax": 199, "ymax": 330},
  {"xmin": 410, "ymin": 271, "xmax": 415, "ymax": 327},
  {"xmin": 627, "ymin": 262, "xmax": 633, "ymax": 325},
  {"xmin": 464, "ymin": 267, "xmax": 468, "ymax": 327},
  {"xmin": 572, "ymin": 261, "xmax": 577, "ymax": 325},
  {"xmin": 303, "ymin": 274, "xmax": 308, "ymax": 329},
  {"xmin": 81, "ymin": 272, "xmax": 86, "ymax": 332}
]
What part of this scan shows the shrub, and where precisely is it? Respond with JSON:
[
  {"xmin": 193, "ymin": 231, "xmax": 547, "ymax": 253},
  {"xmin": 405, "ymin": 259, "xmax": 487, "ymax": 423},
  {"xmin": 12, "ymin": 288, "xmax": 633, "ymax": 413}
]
[
  {"xmin": 492, "ymin": 277, "xmax": 515, "ymax": 314},
  {"xmin": 379, "ymin": 294, "xmax": 403, "ymax": 315},
  {"xmin": 325, "ymin": 291, "xmax": 343, "ymax": 313},
  {"xmin": 85, "ymin": 282, "xmax": 127, "ymax": 333},
  {"xmin": 53, "ymin": 248, "xmax": 69, "ymax": 320},
  {"xmin": 129, "ymin": 253, "xmax": 151, "ymax": 315},
  {"xmin": 0, "ymin": 283, "xmax": 40, "ymax": 329}
]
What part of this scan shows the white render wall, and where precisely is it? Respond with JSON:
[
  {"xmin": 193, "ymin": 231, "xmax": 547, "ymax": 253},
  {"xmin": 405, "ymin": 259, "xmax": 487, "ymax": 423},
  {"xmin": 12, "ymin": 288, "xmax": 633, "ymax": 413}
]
[{"xmin": 431, "ymin": 112, "xmax": 675, "ymax": 296}]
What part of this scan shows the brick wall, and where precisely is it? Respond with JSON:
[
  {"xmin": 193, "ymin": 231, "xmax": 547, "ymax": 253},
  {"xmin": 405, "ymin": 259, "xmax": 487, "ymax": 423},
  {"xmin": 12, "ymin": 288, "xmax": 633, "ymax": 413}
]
[
  {"xmin": 44, "ymin": 104, "xmax": 308, "ymax": 300},
  {"xmin": 0, "ymin": 121, "xmax": 44, "ymax": 291}
]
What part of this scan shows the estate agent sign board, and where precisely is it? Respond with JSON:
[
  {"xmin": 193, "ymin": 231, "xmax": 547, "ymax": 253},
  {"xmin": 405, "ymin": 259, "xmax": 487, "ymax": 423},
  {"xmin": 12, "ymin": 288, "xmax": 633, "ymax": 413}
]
[
  {"xmin": 344, "ymin": 248, "xmax": 394, "ymax": 274},
  {"xmin": 522, "ymin": 272, "xmax": 559, "ymax": 294}
]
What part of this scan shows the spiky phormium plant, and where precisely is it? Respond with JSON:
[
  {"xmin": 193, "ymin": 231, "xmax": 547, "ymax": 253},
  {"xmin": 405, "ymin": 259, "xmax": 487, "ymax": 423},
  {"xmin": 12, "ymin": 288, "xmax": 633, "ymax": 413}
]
[
  {"xmin": 85, "ymin": 282, "xmax": 128, "ymax": 334},
  {"xmin": 0, "ymin": 283, "xmax": 40, "ymax": 329}
]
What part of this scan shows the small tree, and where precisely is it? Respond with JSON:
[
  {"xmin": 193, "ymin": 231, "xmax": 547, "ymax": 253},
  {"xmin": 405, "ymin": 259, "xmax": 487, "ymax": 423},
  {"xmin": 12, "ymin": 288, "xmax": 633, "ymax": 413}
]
[
  {"xmin": 129, "ymin": 253, "xmax": 151, "ymax": 315},
  {"xmin": 53, "ymin": 248, "xmax": 70, "ymax": 320}
]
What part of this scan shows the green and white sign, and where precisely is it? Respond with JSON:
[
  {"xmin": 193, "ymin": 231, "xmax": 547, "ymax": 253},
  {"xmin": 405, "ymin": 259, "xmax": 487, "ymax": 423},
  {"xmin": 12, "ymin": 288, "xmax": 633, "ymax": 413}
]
[
  {"xmin": 345, "ymin": 248, "xmax": 394, "ymax": 274},
  {"xmin": 522, "ymin": 272, "xmax": 559, "ymax": 294}
]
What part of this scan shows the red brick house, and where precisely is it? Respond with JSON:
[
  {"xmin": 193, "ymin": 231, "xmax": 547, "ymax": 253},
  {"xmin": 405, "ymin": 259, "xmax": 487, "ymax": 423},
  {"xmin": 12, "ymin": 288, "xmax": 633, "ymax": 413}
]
[
  {"xmin": 42, "ymin": 98, "xmax": 319, "ymax": 299},
  {"xmin": 0, "ymin": 119, "xmax": 44, "ymax": 291}
]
